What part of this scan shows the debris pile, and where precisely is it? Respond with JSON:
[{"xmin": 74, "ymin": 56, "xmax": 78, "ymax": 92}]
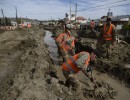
[{"xmin": 96, "ymin": 41, "xmax": 130, "ymax": 83}]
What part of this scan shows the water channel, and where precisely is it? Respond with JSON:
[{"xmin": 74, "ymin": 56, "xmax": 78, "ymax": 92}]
[{"xmin": 44, "ymin": 30, "xmax": 62, "ymax": 65}]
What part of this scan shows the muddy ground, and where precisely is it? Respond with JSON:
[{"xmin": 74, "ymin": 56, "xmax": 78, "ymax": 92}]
[
  {"xmin": 0, "ymin": 26, "xmax": 130, "ymax": 100},
  {"xmin": 77, "ymin": 32, "xmax": 130, "ymax": 84},
  {"xmin": 0, "ymin": 27, "xmax": 57, "ymax": 100}
]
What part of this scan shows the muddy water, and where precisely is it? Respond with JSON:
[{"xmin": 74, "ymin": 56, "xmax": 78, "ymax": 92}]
[
  {"xmin": 44, "ymin": 31, "xmax": 62, "ymax": 65},
  {"xmin": 44, "ymin": 31, "xmax": 66, "ymax": 82},
  {"xmin": 44, "ymin": 31, "xmax": 130, "ymax": 100}
]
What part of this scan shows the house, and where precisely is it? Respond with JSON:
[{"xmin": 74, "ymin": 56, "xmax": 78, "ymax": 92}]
[
  {"xmin": 65, "ymin": 16, "xmax": 87, "ymax": 29},
  {"xmin": 76, "ymin": 16, "xmax": 87, "ymax": 24},
  {"xmin": 100, "ymin": 15, "xmax": 130, "ymax": 36},
  {"xmin": 100, "ymin": 15, "xmax": 130, "ymax": 26},
  {"xmin": 11, "ymin": 21, "xmax": 17, "ymax": 26}
]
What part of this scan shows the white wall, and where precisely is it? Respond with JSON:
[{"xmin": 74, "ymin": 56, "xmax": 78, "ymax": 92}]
[{"xmin": 76, "ymin": 20, "xmax": 87, "ymax": 24}]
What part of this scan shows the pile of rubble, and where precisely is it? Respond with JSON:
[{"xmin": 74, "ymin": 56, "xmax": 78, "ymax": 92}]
[{"xmin": 83, "ymin": 81, "xmax": 117, "ymax": 100}]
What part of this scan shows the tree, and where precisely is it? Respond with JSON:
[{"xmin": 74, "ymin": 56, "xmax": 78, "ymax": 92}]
[
  {"xmin": 123, "ymin": 23, "xmax": 130, "ymax": 30},
  {"xmin": 17, "ymin": 18, "xmax": 21, "ymax": 24},
  {"xmin": 5, "ymin": 17, "xmax": 11, "ymax": 26}
]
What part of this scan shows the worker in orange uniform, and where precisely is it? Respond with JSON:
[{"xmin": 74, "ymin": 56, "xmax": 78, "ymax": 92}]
[
  {"xmin": 60, "ymin": 35, "xmax": 75, "ymax": 59},
  {"xmin": 27, "ymin": 23, "xmax": 31, "ymax": 28},
  {"xmin": 97, "ymin": 17, "xmax": 116, "ymax": 59},
  {"xmin": 62, "ymin": 50, "xmax": 97, "ymax": 91},
  {"xmin": 55, "ymin": 25, "xmax": 73, "ymax": 61},
  {"xmin": 90, "ymin": 20, "xmax": 95, "ymax": 31},
  {"xmin": 22, "ymin": 23, "xmax": 24, "ymax": 28}
]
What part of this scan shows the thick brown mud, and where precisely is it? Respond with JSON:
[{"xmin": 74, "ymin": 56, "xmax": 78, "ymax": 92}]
[
  {"xmin": 44, "ymin": 30, "xmax": 130, "ymax": 100},
  {"xmin": 0, "ymin": 27, "xmax": 130, "ymax": 100}
]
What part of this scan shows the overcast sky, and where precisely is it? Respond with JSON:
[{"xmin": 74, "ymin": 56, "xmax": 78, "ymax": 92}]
[{"xmin": 0, "ymin": 0, "xmax": 130, "ymax": 20}]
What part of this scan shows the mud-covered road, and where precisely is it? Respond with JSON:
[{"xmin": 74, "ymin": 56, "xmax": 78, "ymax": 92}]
[{"xmin": 0, "ymin": 27, "xmax": 130, "ymax": 100}]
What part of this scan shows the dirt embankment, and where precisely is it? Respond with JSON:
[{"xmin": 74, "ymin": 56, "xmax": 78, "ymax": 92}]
[
  {"xmin": 0, "ymin": 27, "xmax": 60, "ymax": 100},
  {"xmin": 0, "ymin": 27, "xmax": 96, "ymax": 100},
  {"xmin": 77, "ymin": 37, "xmax": 130, "ymax": 84}
]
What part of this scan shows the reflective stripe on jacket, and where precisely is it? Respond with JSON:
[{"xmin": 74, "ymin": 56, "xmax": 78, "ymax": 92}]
[
  {"xmin": 55, "ymin": 33, "xmax": 70, "ymax": 44},
  {"xmin": 62, "ymin": 52, "xmax": 90, "ymax": 73},
  {"xmin": 60, "ymin": 37, "xmax": 75, "ymax": 52},
  {"xmin": 103, "ymin": 24, "xmax": 114, "ymax": 40}
]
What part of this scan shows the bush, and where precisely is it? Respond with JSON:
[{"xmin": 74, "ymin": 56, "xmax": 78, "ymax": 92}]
[{"xmin": 122, "ymin": 23, "xmax": 130, "ymax": 30}]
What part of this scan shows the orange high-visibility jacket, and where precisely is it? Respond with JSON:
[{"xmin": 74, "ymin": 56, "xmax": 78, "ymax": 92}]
[
  {"xmin": 62, "ymin": 52, "xmax": 90, "ymax": 73},
  {"xmin": 103, "ymin": 24, "xmax": 115, "ymax": 40},
  {"xmin": 27, "ymin": 23, "xmax": 31, "ymax": 28},
  {"xmin": 22, "ymin": 24, "xmax": 24, "ymax": 28},
  {"xmin": 55, "ymin": 33, "xmax": 70, "ymax": 44},
  {"xmin": 60, "ymin": 37, "xmax": 75, "ymax": 52},
  {"xmin": 90, "ymin": 21, "xmax": 95, "ymax": 28}
]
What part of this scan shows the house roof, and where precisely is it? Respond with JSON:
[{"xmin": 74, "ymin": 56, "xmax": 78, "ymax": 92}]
[
  {"xmin": 76, "ymin": 16, "xmax": 86, "ymax": 20},
  {"xmin": 100, "ymin": 15, "xmax": 130, "ymax": 22}
]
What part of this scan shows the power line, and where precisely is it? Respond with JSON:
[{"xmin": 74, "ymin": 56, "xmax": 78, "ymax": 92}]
[
  {"xmin": 1, "ymin": 0, "xmax": 14, "ymax": 8},
  {"xmin": 0, "ymin": 2, "xmax": 11, "ymax": 8},
  {"xmin": 0, "ymin": 0, "xmax": 15, "ymax": 10},
  {"xmin": 75, "ymin": 3, "xmax": 77, "ymax": 22},
  {"xmin": 78, "ymin": 0, "xmax": 127, "ymax": 12},
  {"xmin": 21, "ymin": 11, "xmax": 67, "ymax": 15},
  {"xmin": 82, "ymin": 3, "xmax": 130, "ymax": 12}
]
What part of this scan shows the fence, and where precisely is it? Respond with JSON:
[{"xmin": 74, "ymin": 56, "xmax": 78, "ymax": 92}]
[{"xmin": 0, "ymin": 26, "xmax": 17, "ymax": 30}]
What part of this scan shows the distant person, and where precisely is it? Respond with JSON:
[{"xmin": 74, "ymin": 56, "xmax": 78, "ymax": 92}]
[
  {"xmin": 27, "ymin": 23, "xmax": 31, "ymax": 28},
  {"xmin": 39, "ymin": 21, "xmax": 43, "ymax": 28},
  {"xmin": 90, "ymin": 20, "xmax": 95, "ymax": 31}
]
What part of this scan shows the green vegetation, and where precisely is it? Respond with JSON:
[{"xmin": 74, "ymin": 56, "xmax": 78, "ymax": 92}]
[
  {"xmin": 122, "ymin": 23, "xmax": 130, "ymax": 30},
  {"xmin": 0, "ymin": 17, "xmax": 11, "ymax": 26}
]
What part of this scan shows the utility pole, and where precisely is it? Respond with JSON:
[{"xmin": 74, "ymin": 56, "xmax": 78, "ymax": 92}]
[
  {"xmin": 15, "ymin": 7, "xmax": 18, "ymax": 23},
  {"xmin": 75, "ymin": 3, "xmax": 77, "ymax": 24},
  {"xmin": 26, "ymin": 16, "xmax": 27, "ymax": 22},
  {"xmin": 1, "ymin": 9, "xmax": 5, "ymax": 18},
  {"xmin": 70, "ymin": 2, "xmax": 71, "ymax": 28},
  {"xmin": 21, "ymin": 17, "xmax": 22, "ymax": 24},
  {"xmin": 1, "ymin": 9, "xmax": 5, "ymax": 26},
  {"xmin": 107, "ymin": 8, "xmax": 111, "ymax": 17},
  {"xmin": 108, "ymin": 9, "xmax": 110, "ymax": 12},
  {"xmin": 51, "ymin": 17, "xmax": 52, "ymax": 32}
]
